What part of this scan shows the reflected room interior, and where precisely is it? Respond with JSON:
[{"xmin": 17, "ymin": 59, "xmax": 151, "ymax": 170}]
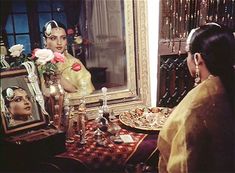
[
  {"xmin": 2, "ymin": 0, "xmax": 127, "ymax": 91},
  {"xmin": 1, "ymin": 0, "xmax": 142, "ymax": 117},
  {"xmin": 1, "ymin": 0, "xmax": 235, "ymax": 172}
]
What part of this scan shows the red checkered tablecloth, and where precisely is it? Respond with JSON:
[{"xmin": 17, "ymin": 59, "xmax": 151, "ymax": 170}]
[{"xmin": 57, "ymin": 120, "xmax": 158, "ymax": 171}]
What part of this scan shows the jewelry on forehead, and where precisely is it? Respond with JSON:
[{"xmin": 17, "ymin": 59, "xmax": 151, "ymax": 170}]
[
  {"xmin": 44, "ymin": 20, "xmax": 59, "ymax": 28},
  {"xmin": 44, "ymin": 20, "xmax": 59, "ymax": 37},
  {"xmin": 54, "ymin": 28, "xmax": 62, "ymax": 31},
  {"xmin": 205, "ymin": 22, "xmax": 221, "ymax": 28},
  {"xmin": 5, "ymin": 87, "xmax": 24, "ymax": 102}
]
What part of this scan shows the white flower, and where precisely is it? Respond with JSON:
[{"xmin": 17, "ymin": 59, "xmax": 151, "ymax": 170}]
[
  {"xmin": 45, "ymin": 24, "xmax": 52, "ymax": 36},
  {"xmin": 9, "ymin": 44, "xmax": 24, "ymax": 57},
  {"xmin": 6, "ymin": 88, "xmax": 14, "ymax": 101},
  {"xmin": 35, "ymin": 49, "xmax": 54, "ymax": 65},
  {"xmin": 74, "ymin": 36, "xmax": 83, "ymax": 44}
]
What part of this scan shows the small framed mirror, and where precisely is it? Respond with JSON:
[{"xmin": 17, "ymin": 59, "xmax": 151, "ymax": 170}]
[{"xmin": 0, "ymin": 69, "xmax": 46, "ymax": 135}]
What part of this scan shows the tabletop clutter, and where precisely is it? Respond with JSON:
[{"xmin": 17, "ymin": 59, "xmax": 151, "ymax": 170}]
[{"xmin": 63, "ymin": 87, "xmax": 172, "ymax": 149}]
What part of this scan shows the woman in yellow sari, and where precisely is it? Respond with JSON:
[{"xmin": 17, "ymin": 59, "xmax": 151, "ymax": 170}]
[
  {"xmin": 41, "ymin": 20, "xmax": 95, "ymax": 97},
  {"xmin": 158, "ymin": 23, "xmax": 235, "ymax": 173}
]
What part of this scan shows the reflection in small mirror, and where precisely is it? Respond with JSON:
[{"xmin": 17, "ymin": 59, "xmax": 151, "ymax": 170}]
[
  {"xmin": 2, "ymin": 86, "xmax": 37, "ymax": 127},
  {"xmin": 1, "ymin": 70, "xmax": 44, "ymax": 133}
]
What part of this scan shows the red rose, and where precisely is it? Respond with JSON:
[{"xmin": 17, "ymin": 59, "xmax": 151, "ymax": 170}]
[
  {"xmin": 67, "ymin": 28, "xmax": 74, "ymax": 35},
  {"xmin": 71, "ymin": 62, "xmax": 81, "ymax": 71}
]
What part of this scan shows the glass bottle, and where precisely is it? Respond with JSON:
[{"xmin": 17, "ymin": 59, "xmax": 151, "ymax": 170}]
[
  {"xmin": 77, "ymin": 97, "xmax": 87, "ymax": 145},
  {"xmin": 101, "ymin": 87, "xmax": 110, "ymax": 121}
]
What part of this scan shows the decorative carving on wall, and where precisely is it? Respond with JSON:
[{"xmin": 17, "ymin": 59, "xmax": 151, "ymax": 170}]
[
  {"xmin": 160, "ymin": 0, "xmax": 235, "ymax": 55},
  {"xmin": 157, "ymin": 54, "xmax": 194, "ymax": 108},
  {"xmin": 158, "ymin": 0, "xmax": 234, "ymax": 107}
]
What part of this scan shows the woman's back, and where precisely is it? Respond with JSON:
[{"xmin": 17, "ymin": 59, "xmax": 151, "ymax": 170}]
[{"xmin": 158, "ymin": 76, "xmax": 234, "ymax": 173}]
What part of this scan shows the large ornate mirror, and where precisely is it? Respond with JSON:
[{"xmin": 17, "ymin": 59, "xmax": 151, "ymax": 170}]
[
  {"xmin": 75, "ymin": 0, "xmax": 150, "ymax": 119},
  {"xmin": 1, "ymin": 0, "xmax": 150, "ymax": 119}
]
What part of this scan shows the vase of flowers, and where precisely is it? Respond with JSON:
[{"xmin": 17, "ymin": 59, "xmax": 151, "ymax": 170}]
[
  {"xmin": 31, "ymin": 48, "xmax": 81, "ymax": 129},
  {"xmin": 45, "ymin": 72, "xmax": 65, "ymax": 129}
]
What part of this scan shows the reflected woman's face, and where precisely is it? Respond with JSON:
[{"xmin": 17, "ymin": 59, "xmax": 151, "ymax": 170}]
[
  {"xmin": 8, "ymin": 89, "xmax": 32, "ymax": 120},
  {"xmin": 45, "ymin": 27, "xmax": 67, "ymax": 54}
]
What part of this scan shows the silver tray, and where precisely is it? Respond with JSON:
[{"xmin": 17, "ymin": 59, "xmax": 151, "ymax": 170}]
[{"xmin": 119, "ymin": 107, "xmax": 172, "ymax": 131}]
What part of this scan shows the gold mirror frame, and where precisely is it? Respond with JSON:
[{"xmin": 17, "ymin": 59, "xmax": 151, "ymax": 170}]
[{"xmin": 69, "ymin": 0, "xmax": 150, "ymax": 119}]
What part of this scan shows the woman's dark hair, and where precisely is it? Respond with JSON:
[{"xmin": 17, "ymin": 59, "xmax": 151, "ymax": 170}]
[
  {"xmin": 2, "ymin": 86, "xmax": 25, "ymax": 108},
  {"xmin": 42, "ymin": 20, "xmax": 67, "ymax": 38},
  {"xmin": 188, "ymin": 23, "xmax": 235, "ymax": 110}
]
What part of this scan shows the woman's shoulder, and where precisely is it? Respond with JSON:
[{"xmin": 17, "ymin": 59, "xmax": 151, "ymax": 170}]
[
  {"xmin": 65, "ymin": 52, "xmax": 77, "ymax": 60},
  {"xmin": 64, "ymin": 52, "xmax": 83, "ymax": 64},
  {"xmin": 187, "ymin": 76, "xmax": 225, "ymax": 104},
  {"xmin": 167, "ymin": 77, "xmax": 225, "ymax": 124}
]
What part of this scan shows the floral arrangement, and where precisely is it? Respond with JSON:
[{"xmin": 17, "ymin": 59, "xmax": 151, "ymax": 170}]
[
  {"xmin": 5, "ymin": 44, "xmax": 82, "ymax": 80},
  {"xmin": 8, "ymin": 44, "xmax": 30, "ymax": 67},
  {"xmin": 31, "ymin": 48, "xmax": 81, "ymax": 76},
  {"xmin": 67, "ymin": 26, "xmax": 92, "ymax": 47}
]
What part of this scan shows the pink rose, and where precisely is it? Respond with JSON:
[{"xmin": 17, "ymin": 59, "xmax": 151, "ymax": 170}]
[
  {"xmin": 51, "ymin": 52, "xmax": 65, "ymax": 64},
  {"xmin": 31, "ymin": 48, "xmax": 40, "ymax": 59}
]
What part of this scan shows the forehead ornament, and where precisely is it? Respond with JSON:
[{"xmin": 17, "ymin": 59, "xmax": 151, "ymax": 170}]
[{"xmin": 44, "ymin": 20, "xmax": 59, "ymax": 37}]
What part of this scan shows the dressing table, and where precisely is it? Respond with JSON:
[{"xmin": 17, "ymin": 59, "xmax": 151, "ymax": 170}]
[{"xmin": 46, "ymin": 119, "xmax": 160, "ymax": 173}]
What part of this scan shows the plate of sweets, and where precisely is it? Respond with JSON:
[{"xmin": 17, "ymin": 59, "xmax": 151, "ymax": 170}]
[{"xmin": 119, "ymin": 107, "xmax": 172, "ymax": 131}]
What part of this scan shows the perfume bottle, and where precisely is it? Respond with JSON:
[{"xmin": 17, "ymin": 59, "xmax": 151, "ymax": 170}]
[
  {"xmin": 94, "ymin": 108, "xmax": 105, "ymax": 144},
  {"xmin": 77, "ymin": 97, "xmax": 87, "ymax": 145},
  {"xmin": 101, "ymin": 87, "xmax": 110, "ymax": 121}
]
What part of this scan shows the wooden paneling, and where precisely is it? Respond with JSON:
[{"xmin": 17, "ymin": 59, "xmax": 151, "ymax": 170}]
[{"xmin": 157, "ymin": 54, "xmax": 194, "ymax": 108}]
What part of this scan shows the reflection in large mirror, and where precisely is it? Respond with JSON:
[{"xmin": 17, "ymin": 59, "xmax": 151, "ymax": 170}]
[
  {"xmin": 85, "ymin": 0, "xmax": 126, "ymax": 91},
  {"xmin": 1, "ymin": 0, "xmax": 150, "ymax": 118}
]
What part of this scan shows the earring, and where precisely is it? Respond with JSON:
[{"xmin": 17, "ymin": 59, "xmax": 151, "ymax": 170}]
[
  {"xmin": 194, "ymin": 61, "xmax": 200, "ymax": 86},
  {"xmin": 43, "ymin": 37, "xmax": 47, "ymax": 48},
  {"xmin": 4, "ymin": 106, "xmax": 15, "ymax": 126}
]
